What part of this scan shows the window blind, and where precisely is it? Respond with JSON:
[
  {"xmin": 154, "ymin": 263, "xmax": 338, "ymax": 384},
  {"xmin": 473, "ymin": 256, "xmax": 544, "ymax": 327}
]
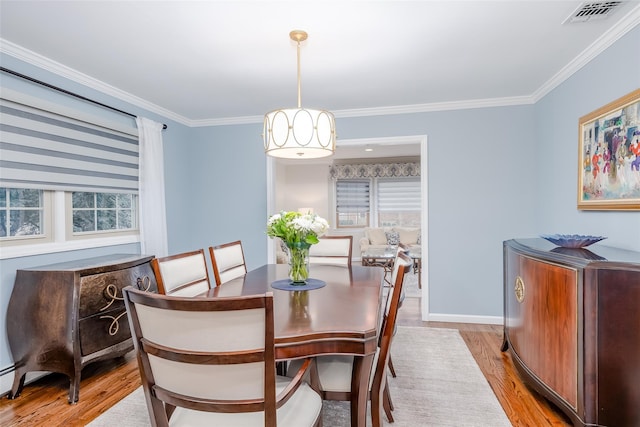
[
  {"xmin": 377, "ymin": 179, "xmax": 421, "ymax": 211},
  {"xmin": 0, "ymin": 95, "xmax": 139, "ymax": 193},
  {"xmin": 336, "ymin": 180, "xmax": 370, "ymax": 213}
]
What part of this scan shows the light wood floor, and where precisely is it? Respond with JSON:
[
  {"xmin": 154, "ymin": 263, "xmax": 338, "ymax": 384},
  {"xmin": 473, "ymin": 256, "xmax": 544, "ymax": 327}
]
[{"xmin": 0, "ymin": 296, "xmax": 572, "ymax": 426}]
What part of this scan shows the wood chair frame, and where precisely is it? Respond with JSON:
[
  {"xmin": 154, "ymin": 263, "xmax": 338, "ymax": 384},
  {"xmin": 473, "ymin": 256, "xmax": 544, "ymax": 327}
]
[
  {"xmin": 308, "ymin": 236, "xmax": 353, "ymax": 267},
  {"xmin": 150, "ymin": 249, "xmax": 211, "ymax": 296},
  {"xmin": 123, "ymin": 288, "xmax": 322, "ymax": 427},
  {"xmin": 209, "ymin": 240, "xmax": 248, "ymax": 286},
  {"xmin": 292, "ymin": 252, "xmax": 410, "ymax": 427}
]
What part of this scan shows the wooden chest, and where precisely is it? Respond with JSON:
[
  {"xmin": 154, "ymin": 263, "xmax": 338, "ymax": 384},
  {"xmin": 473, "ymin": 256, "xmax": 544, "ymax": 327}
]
[
  {"xmin": 502, "ymin": 239, "xmax": 640, "ymax": 427},
  {"xmin": 6, "ymin": 254, "xmax": 157, "ymax": 403}
]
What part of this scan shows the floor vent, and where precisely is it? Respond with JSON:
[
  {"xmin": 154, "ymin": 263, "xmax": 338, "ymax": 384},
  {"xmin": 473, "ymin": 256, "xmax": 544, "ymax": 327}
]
[{"xmin": 564, "ymin": 1, "xmax": 623, "ymax": 24}]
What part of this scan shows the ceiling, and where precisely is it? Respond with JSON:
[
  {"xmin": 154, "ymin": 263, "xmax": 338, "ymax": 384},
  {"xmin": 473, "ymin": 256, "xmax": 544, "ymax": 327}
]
[{"xmin": 1, "ymin": 1, "xmax": 639, "ymax": 162}]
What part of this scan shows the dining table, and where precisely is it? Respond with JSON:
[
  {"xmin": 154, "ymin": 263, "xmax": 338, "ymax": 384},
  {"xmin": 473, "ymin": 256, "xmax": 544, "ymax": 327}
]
[{"xmin": 206, "ymin": 263, "xmax": 385, "ymax": 427}]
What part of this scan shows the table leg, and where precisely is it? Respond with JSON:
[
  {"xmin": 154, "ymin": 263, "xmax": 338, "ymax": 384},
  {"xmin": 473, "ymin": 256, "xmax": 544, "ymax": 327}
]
[{"xmin": 351, "ymin": 353, "xmax": 375, "ymax": 427}]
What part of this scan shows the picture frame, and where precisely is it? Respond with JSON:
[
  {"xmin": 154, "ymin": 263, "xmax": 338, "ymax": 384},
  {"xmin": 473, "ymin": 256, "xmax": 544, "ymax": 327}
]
[{"xmin": 578, "ymin": 88, "xmax": 640, "ymax": 210}]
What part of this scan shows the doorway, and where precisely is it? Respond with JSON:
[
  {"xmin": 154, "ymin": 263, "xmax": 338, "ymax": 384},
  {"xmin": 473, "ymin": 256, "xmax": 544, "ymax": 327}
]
[{"xmin": 266, "ymin": 135, "xmax": 429, "ymax": 320}]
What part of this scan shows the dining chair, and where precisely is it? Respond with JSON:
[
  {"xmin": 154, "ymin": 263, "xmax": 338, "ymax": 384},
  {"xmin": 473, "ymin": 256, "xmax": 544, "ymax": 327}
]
[
  {"xmin": 151, "ymin": 249, "xmax": 211, "ymax": 297},
  {"xmin": 386, "ymin": 244, "xmax": 408, "ymax": 378},
  {"xmin": 288, "ymin": 251, "xmax": 412, "ymax": 427},
  {"xmin": 308, "ymin": 235, "xmax": 353, "ymax": 267},
  {"xmin": 209, "ymin": 240, "xmax": 248, "ymax": 286},
  {"xmin": 123, "ymin": 287, "xmax": 323, "ymax": 427}
]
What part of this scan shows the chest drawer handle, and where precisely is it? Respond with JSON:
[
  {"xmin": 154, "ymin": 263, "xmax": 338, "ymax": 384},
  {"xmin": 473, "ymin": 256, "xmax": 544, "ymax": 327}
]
[
  {"xmin": 99, "ymin": 311, "xmax": 127, "ymax": 336},
  {"xmin": 100, "ymin": 283, "xmax": 124, "ymax": 312},
  {"xmin": 137, "ymin": 276, "xmax": 152, "ymax": 291}
]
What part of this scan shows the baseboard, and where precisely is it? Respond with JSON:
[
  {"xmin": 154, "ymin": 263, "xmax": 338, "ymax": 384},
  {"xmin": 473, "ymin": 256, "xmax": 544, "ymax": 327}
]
[
  {"xmin": 0, "ymin": 370, "xmax": 48, "ymax": 397},
  {"xmin": 426, "ymin": 313, "xmax": 503, "ymax": 325}
]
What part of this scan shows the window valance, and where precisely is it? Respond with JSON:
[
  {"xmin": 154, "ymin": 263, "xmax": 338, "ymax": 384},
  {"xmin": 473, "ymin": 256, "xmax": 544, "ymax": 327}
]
[{"xmin": 329, "ymin": 162, "xmax": 420, "ymax": 179}]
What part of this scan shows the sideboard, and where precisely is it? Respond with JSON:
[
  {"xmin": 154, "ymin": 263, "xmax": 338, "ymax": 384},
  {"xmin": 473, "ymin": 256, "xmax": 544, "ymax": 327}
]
[
  {"xmin": 502, "ymin": 238, "xmax": 640, "ymax": 427},
  {"xmin": 6, "ymin": 254, "xmax": 157, "ymax": 403}
]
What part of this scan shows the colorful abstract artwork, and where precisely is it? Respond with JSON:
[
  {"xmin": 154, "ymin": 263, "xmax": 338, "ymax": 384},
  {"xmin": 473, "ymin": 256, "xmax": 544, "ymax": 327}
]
[{"xmin": 578, "ymin": 89, "xmax": 640, "ymax": 210}]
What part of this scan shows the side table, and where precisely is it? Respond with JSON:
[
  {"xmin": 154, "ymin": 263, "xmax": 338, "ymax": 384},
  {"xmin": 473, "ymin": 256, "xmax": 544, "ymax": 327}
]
[{"xmin": 361, "ymin": 247, "xmax": 397, "ymax": 283}]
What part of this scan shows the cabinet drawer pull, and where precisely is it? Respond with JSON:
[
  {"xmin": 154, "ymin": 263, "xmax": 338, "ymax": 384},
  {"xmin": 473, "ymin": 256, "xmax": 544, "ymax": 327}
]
[
  {"xmin": 100, "ymin": 283, "xmax": 124, "ymax": 312},
  {"xmin": 137, "ymin": 276, "xmax": 152, "ymax": 291},
  {"xmin": 99, "ymin": 311, "xmax": 127, "ymax": 336},
  {"xmin": 514, "ymin": 276, "xmax": 525, "ymax": 303}
]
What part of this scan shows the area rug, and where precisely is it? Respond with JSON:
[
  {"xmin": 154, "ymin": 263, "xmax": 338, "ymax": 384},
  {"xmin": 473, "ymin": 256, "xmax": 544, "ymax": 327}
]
[
  {"xmin": 402, "ymin": 271, "xmax": 421, "ymax": 298},
  {"xmin": 87, "ymin": 327, "xmax": 510, "ymax": 426}
]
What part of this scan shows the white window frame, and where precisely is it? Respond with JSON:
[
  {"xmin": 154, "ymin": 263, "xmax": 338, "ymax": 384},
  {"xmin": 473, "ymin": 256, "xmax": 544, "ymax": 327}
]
[
  {"xmin": 333, "ymin": 177, "xmax": 421, "ymax": 230},
  {"xmin": 65, "ymin": 192, "xmax": 139, "ymax": 241},
  {"xmin": 0, "ymin": 90, "xmax": 141, "ymax": 260},
  {"xmin": 376, "ymin": 177, "xmax": 421, "ymax": 227},
  {"xmin": 0, "ymin": 189, "xmax": 53, "ymax": 246},
  {"xmin": 335, "ymin": 179, "xmax": 371, "ymax": 228},
  {"xmin": 0, "ymin": 189, "xmax": 139, "ymax": 260}
]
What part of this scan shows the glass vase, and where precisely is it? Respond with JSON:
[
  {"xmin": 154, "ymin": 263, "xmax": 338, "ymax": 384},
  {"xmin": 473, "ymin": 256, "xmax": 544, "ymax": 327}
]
[{"xmin": 287, "ymin": 242, "xmax": 311, "ymax": 284}]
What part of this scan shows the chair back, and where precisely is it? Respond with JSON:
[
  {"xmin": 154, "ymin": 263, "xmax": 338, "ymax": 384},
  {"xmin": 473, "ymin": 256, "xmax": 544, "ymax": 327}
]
[
  {"xmin": 209, "ymin": 240, "xmax": 247, "ymax": 285},
  {"xmin": 373, "ymin": 252, "xmax": 411, "ymax": 393},
  {"xmin": 123, "ymin": 287, "xmax": 277, "ymax": 426},
  {"xmin": 151, "ymin": 249, "xmax": 211, "ymax": 296},
  {"xmin": 308, "ymin": 236, "xmax": 353, "ymax": 266}
]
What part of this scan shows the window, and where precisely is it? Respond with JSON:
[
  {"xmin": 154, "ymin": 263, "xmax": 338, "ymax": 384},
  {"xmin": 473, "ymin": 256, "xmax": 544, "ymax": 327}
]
[
  {"xmin": 0, "ymin": 188, "xmax": 45, "ymax": 239},
  {"xmin": 377, "ymin": 179, "xmax": 421, "ymax": 227},
  {"xmin": 335, "ymin": 177, "xmax": 421, "ymax": 229},
  {"xmin": 336, "ymin": 180, "xmax": 370, "ymax": 228},
  {"xmin": 72, "ymin": 192, "xmax": 137, "ymax": 233},
  {"xmin": 0, "ymin": 90, "xmax": 141, "ymax": 256}
]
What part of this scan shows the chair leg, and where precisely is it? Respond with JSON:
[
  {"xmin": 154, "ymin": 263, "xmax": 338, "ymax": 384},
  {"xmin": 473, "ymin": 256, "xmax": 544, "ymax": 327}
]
[
  {"xmin": 276, "ymin": 361, "xmax": 287, "ymax": 376},
  {"xmin": 388, "ymin": 355, "xmax": 397, "ymax": 378},
  {"xmin": 383, "ymin": 383, "xmax": 395, "ymax": 422},
  {"xmin": 384, "ymin": 381, "xmax": 395, "ymax": 412},
  {"xmin": 371, "ymin": 387, "xmax": 383, "ymax": 427}
]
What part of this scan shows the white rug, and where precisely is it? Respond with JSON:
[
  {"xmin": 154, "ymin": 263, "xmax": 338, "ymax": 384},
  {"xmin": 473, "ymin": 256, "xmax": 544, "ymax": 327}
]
[
  {"xmin": 87, "ymin": 327, "xmax": 510, "ymax": 426},
  {"xmin": 401, "ymin": 270, "xmax": 421, "ymax": 298}
]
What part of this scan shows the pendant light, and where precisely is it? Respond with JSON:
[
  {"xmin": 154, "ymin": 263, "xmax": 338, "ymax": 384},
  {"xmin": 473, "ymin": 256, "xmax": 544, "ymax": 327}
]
[{"xmin": 263, "ymin": 30, "xmax": 336, "ymax": 159}]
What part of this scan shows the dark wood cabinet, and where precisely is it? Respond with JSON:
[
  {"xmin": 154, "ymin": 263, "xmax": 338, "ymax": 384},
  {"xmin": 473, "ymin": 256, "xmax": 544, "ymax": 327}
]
[
  {"xmin": 502, "ymin": 239, "xmax": 640, "ymax": 427},
  {"xmin": 6, "ymin": 254, "xmax": 157, "ymax": 403}
]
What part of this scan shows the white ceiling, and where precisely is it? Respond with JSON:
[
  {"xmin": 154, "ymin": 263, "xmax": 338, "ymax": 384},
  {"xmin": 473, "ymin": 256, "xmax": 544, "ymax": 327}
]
[{"xmin": 1, "ymin": 1, "xmax": 639, "ymax": 161}]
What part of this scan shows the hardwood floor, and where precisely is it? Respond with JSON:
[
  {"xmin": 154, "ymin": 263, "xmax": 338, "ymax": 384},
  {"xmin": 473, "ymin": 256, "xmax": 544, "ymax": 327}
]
[{"xmin": 0, "ymin": 295, "xmax": 572, "ymax": 426}]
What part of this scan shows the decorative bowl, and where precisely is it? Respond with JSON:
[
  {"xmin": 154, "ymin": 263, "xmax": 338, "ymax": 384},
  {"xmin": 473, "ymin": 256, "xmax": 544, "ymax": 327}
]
[{"xmin": 540, "ymin": 234, "xmax": 606, "ymax": 248}]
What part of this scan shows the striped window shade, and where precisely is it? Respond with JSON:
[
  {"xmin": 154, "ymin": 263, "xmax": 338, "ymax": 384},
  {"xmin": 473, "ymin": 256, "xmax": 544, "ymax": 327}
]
[
  {"xmin": 336, "ymin": 180, "xmax": 370, "ymax": 214},
  {"xmin": 377, "ymin": 178, "xmax": 421, "ymax": 212},
  {"xmin": 0, "ymin": 91, "xmax": 139, "ymax": 193}
]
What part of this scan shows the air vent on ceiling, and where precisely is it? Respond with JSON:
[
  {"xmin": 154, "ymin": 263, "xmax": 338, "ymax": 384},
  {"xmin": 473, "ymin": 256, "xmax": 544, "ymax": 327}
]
[{"xmin": 564, "ymin": 1, "xmax": 623, "ymax": 24}]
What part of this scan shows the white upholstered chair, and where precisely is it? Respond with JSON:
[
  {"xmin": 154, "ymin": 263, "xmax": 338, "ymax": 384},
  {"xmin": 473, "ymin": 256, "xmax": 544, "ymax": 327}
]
[
  {"xmin": 308, "ymin": 236, "xmax": 353, "ymax": 267},
  {"xmin": 123, "ymin": 288, "xmax": 323, "ymax": 427},
  {"xmin": 151, "ymin": 249, "xmax": 211, "ymax": 297},
  {"xmin": 209, "ymin": 240, "xmax": 248, "ymax": 286},
  {"xmin": 289, "ymin": 251, "xmax": 412, "ymax": 427}
]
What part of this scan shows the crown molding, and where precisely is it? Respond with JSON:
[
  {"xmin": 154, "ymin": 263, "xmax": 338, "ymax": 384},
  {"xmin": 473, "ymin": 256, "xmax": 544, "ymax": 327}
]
[
  {"xmin": 0, "ymin": 38, "xmax": 191, "ymax": 126},
  {"xmin": 190, "ymin": 115, "xmax": 265, "ymax": 127},
  {"xmin": 532, "ymin": 4, "xmax": 640, "ymax": 102},
  {"xmin": 334, "ymin": 95, "xmax": 535, "ymax": 119},
  {"xmin": 186, "ymin": 95, "xmax": 537, "ymax": 127}
]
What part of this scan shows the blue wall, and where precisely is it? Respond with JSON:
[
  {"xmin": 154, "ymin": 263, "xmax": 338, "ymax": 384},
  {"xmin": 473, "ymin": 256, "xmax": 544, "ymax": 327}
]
[
  {"xmin": 328, "ymin": 107, "xmax": 538, "ymax": 316},
  {"xmin": 533, "ymin": 26, "xmax": 640, "ymax": 249},
  {"xmin": 1, "ymin": 25, "xmax": 639, "ymax": 389}
]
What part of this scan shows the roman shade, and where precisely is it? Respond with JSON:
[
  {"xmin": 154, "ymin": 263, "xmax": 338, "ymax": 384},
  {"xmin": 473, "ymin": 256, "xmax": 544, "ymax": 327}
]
[
  {"xmin": 377, "ymin": 178, "xmax": 421, "ymax": 212},
  {"xmin": 0, "ymin": 90, "xmax": 139, "ymax": 193},
  {"xmin": 336, "ymin": 179, "xmax": 370, "ymax": 216}
]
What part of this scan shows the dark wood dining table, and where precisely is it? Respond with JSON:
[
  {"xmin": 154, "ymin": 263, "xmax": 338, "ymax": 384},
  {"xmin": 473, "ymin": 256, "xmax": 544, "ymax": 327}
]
[{"xmin": 206, "ymin": 263, "xmax": 385, "ymax": 427}]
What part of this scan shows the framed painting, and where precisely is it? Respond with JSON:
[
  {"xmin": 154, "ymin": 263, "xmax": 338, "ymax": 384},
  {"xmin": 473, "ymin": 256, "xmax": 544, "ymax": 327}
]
[{"xmin": 578, "ymin": 88, "xmax": 640, "ymax": 210}]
